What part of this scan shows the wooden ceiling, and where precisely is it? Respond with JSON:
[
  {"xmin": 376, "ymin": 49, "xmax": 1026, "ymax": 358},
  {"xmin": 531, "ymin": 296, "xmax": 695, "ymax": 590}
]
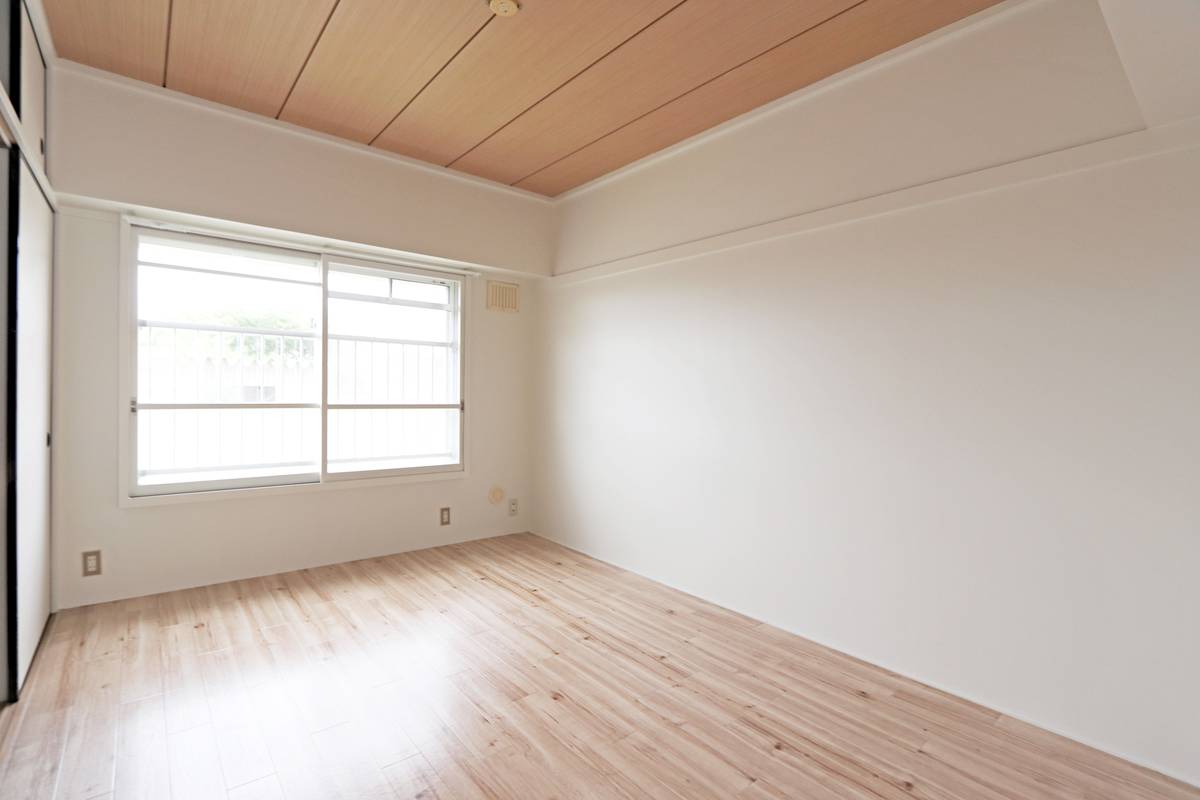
[{"xmin": 44, "ymin": 0, "xmax": 1002, "ymax": 197}]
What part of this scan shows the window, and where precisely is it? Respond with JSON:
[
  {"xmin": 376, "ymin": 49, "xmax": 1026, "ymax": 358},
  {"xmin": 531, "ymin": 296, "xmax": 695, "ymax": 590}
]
[
  {"xmin": 325, "ymin": 262, "xmax": 462, "ymax": 474},
  {"xmin": 129, "ymin": 227, "xmax": 464, "ymax": 496}
]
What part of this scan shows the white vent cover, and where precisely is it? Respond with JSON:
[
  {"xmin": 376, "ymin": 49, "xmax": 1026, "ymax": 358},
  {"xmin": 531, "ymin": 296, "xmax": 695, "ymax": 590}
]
[{"xmin": 486, "ymin": 281, "xmax": 520, "ymax": 312}]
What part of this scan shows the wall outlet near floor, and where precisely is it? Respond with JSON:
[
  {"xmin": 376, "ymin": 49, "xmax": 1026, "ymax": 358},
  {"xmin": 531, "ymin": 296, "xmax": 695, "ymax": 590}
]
[
  {"xmin": 508, "ymin": 498, "xmax": 519, "ymax": 517},
  {"xmin": 440, "ymin": 507, "xmax": 451, "ymax": 526},
  {"xmin": 82, "ymin": 550, "xmax": 102, "ymax": 577}
]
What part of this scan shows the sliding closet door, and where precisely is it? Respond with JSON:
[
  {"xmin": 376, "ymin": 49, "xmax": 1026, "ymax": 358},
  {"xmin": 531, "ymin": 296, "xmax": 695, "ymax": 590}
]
[
  {"xmin": 9, "ymin": 152, "xmax": 52, "ymax": 695},
  {"xmin": 0, "ymin": 1, "xmax": 10, "ymax": 102},
  {"xmin": 19, "ymin": 2, "xmax": 46, "ymax": 173},
  {"xmin": 0, "ymin": 148, "xmax": 8, "ymax": 699}
]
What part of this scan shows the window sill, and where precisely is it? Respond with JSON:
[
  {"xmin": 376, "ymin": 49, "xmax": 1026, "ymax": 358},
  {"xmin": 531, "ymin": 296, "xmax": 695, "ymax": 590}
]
[{"xmin": 119, "ymin": 467, "xmax": 467, "ymax": 508}]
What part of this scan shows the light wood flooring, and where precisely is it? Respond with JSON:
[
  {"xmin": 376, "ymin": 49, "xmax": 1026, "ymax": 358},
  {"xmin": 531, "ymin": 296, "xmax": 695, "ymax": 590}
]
[{"xmin": 0, "ymin": 533, "xmax": 1195, "ymax": 799}]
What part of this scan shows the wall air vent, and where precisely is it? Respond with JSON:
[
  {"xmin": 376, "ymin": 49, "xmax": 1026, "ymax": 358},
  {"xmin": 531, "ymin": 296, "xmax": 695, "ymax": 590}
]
[{"xmin": 486, "ymin": 280, "xmax": 520, "ymax": 312}]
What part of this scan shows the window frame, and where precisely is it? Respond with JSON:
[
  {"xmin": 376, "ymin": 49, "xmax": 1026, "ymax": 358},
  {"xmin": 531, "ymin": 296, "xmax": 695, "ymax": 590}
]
[
  {"xmin": 320, "ymin": 255, "xmax": 465, "ymax": 484},
  {"xmin": 118, "ymin": 219, "xmax": 469, "ymax": 502}
]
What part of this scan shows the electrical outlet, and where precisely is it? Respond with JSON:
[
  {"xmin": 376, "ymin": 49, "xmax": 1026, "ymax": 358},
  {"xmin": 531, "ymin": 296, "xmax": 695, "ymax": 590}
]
[
  {"xmin": 82, "ymin": 550, "xmax": 102, "ymax": 577},
  {"xmin": 508, "ymin": 498, "xmax": 519, "ymax": 517},
  {"xmin": 440, "ymin": 507, "xmax": 451, "ymax": 526}
]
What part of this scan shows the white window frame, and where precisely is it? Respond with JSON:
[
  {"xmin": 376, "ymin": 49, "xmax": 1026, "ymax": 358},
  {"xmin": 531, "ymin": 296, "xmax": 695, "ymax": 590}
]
[{"xmin": 117, "ymin": 219, "xmax": 469, "ymax": 502}]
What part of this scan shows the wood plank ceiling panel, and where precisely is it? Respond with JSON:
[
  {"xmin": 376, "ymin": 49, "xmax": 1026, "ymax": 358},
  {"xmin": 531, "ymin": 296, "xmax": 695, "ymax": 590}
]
[
  {"xmin": 448, "ymin": 0, "xmax": 860, "ymax": 186},
  {"xmin": 43, "ymin": 0, "xmax": 169, "ymax": 84},
  {"xmin": 518, "ymin": 0, "xmax": 1006, "ymax": 196},
  {"xmin": 41, "ymin": 0, "xmax": 1012, "ymax": 198},
  {"xmin": 165, "ymin": 0, "xmax": 339, "ymax": 117},
  {"xmin": 372, "ymin": 0, "xmax": 683, "ymax": 167},
  {"xmin": 277, "ymin": 0, "xmax": 493, "ymax": 144}
]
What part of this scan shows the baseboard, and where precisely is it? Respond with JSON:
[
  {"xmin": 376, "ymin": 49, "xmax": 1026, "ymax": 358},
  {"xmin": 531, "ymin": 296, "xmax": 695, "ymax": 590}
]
[{"xmin": 52, "ymin": 530, "xmax": 530, "ymax": 612}]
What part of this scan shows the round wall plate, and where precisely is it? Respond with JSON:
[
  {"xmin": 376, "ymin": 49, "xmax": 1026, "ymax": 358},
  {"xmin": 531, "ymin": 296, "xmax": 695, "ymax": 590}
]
[{"xmin": 490, "ymin": 0, "xmax": 520, "ymax": 17}]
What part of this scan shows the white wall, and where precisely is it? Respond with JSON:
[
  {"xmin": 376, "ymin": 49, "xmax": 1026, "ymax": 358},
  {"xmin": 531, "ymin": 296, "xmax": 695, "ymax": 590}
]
[
  {"xmin": 535, "ymin": 0, "xmax": 1200, "ymax": 784},
  {"xmin": 1098, "ymin": 0, "xmax": 1200, "ymax": 127},
  {"xmin": 554, "ymin": 0, "xmax": 1145, "ymax": 274},
  {"xmin": 535, "ymin": 140, "xmax": 1200, "ymax": 785},
  {"xmin": 47, "ymin": 50, "xmax": 554, "ymax": 610},
  {"xmin": 53, "ymin": 208, "xmax": 537, "ymax": 609},
  {"xmin": 49, "ymin": 63, "xmax": 556, "ymax": 276}
]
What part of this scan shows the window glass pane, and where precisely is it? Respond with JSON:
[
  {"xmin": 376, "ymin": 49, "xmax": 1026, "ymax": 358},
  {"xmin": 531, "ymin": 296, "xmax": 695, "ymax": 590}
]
[
  {"xmin": 134, "ymin": 229, "xmax": 324, "ymax": 493},
  {"xmin": 327, "ymin": 409, "xmax": 460, "ymax": 474},
  {"xmin": 392, "ymin": 278, "xmax": 449, "ymax": 305},
  {"xmin": 138, "ymin": 265, "xmax": 321, "ymax": 333},
  {"xmin": 328, "ymin": 270, "xmax": 389, "ymax": 297},
  {"xmin": 137, "ymin": 408, "xmax": 319, "ymax": 487},
  {"xmin": 138, "ymin": 325, "xmax": 319, "ymax": 404},
  {"xmin": 139, "ymin": 235, "xmax": 320, "ymax": 284},
  {"xmin": 324, "ymin": 267, "xmax": 461, "ymax": 475},
  {"xmin": 327, "ymin": 340, "xmax": 454, "ymax": 405},
  {"xmin": 328, "ymin": 297, "xmax": 450, "ymax": 342}
]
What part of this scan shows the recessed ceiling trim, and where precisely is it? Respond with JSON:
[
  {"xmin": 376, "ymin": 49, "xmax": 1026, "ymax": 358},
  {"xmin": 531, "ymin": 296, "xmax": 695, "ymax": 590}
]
[{"xmin": 552, "ymin": 113, "xmax": 1198, "ymax": 284}]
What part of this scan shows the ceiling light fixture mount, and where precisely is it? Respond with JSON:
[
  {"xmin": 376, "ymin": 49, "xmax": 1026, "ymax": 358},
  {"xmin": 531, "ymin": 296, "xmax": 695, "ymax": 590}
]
[{"xmin": 489, "ymin": 0, "xmax": 520, "ymax": 17}]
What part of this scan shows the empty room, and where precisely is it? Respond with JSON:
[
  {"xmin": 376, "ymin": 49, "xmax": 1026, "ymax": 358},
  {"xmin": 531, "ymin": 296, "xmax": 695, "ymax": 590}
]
[{"xmin": 0, "ymin": 0, "xmax": 1196, "ymax": 797}]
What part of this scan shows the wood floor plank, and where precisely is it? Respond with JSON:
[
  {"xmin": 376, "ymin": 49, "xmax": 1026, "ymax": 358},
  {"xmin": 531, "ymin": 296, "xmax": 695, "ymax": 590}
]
[
  {"xmin": 166, "ymin": 723, "xmax": 227, "ymax": 800},
  {"xmin": 55, "ymin": 657, "xmax": 121, "ymax": 800},
  {"xmin": 382, "ymin": 752, "xmax": 457, "ymax": 800},
  {"xmin": 161, "ymin": 625, "xmax": 211, "ymax": 736},
  {"xmin": 248, "ymin": 683, "xmax": 344, "ymax": 800},
  {"xmin": 1, "ymin": 534, "xmax": 1195, "ymax": 800},
  {"xmin": 201, "ymin": 652, "xmax": 276, "ymax": 796},
  {"xmin": 226, "ymin": 773, "xmax": 286, "ymax": 800},
  {"xmin": 310, "ymin": 720, "xmax": 399, "ymax": 799},
  {"xmin": 114, "ymin": 695, "xmax": 170, "ymax": 800},
  {"xmin": 0, "ymin": 708, "xmax": 70, "ymax": 800}
]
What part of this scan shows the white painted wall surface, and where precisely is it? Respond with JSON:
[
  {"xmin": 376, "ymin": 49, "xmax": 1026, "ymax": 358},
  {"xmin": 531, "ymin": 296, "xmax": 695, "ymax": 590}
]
[
  {"xmin": 1098, "ymin": 0, "xmax": 1200, "ymax": 127},
  {"xmin": 48, "ymin": 64, "xmax": 555, "ymax": 276},
  {"xmin": 52, "ymin": 208, "xmax": 536, "ymax": 609},
  {"xmin": 535, "ymin": 143, "xmax": 1200, "ymax": 784},
  {"xmin": 554, "ymin": 0, "xmax": 1146, "ymax": 275}
]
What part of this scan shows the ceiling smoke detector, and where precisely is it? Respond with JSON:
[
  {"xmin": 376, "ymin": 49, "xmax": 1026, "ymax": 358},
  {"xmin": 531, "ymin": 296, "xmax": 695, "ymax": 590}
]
[{"xmin": 489, "ymin": 0, "xmax": 520, "ymax": 17}]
